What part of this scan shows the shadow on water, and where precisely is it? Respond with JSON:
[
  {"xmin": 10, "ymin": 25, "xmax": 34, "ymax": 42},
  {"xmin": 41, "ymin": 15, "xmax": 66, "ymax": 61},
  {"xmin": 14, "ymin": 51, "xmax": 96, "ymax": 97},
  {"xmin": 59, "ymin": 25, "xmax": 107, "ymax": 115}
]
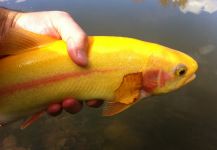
[{"xmin": 0, "ymin": 0, "xmax": 217, "ymax": 150}]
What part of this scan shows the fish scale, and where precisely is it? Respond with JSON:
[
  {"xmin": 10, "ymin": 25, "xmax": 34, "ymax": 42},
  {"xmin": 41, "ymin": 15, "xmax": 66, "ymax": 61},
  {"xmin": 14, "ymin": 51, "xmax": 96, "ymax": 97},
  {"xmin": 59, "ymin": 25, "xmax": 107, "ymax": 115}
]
[{"xmin": 0, "ymin": 29, "xmax": 198, "ymax": 127}]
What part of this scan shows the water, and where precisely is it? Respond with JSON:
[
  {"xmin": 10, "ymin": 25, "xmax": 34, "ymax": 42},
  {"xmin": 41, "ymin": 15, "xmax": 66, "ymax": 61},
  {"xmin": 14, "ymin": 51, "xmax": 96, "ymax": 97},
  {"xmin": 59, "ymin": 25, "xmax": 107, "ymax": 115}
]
[{"xmin": 0, "ymin": 0, "xmax": 217, "ymax": 149}]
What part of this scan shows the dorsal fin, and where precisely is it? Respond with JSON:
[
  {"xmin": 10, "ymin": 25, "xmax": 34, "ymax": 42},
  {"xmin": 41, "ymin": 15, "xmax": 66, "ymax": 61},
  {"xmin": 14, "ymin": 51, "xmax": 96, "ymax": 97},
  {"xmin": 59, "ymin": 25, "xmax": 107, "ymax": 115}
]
[{"xmin": 0, "ymin": 28, "xmax": 57, "ymax": 55}]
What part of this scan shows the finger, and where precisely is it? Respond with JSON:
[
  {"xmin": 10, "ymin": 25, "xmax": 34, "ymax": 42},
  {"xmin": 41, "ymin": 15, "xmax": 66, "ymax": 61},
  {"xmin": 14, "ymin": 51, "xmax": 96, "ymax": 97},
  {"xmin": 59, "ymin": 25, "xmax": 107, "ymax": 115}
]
[
  {"xmin": 62, "ymin": 98, "xmax": 83, "ymax": 114},
  {"xmin": 86, "ymin": 100, "xmax": 104, "ymax": 108},
  {"xmin": 51, "ymin": 11, "xmax": 88, "ymax": 66},
  {"xmin": 46, "ymin": 103, "xmax": 62, "ymax": 116}
]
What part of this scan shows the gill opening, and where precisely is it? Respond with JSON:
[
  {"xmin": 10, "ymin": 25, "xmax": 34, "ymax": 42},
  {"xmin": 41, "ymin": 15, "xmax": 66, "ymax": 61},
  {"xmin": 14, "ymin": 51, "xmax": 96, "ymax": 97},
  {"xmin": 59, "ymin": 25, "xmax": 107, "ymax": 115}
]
[{"xmin": 157, "ymin": 69, "xmax": 160, "ymax": 88}]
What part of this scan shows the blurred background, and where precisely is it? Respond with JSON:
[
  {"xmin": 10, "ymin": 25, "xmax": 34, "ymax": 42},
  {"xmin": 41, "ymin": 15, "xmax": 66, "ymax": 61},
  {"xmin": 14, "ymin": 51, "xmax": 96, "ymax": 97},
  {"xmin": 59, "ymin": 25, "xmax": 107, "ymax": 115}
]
[{"xmin": 0, "ymin": 0, "xmax": 217, "ymax": 150}]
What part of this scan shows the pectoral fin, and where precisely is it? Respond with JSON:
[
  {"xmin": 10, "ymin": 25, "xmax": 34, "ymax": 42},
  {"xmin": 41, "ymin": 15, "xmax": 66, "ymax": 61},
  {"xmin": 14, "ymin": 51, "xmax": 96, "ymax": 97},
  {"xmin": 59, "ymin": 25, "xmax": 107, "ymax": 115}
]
[
  {"xmin": 0, "ymin": 28, "xmax": 57, "ymax": 55},
  {"xmin": 103, "ymin": 72, "xmax": 145, "ymax": 116}
]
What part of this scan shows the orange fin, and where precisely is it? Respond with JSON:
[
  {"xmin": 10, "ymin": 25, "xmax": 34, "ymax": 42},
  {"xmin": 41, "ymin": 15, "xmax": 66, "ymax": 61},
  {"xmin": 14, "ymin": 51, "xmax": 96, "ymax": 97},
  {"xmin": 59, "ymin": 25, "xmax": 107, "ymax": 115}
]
[
  {"xmin": 102, "ymin": 101, "xmax": 133, "ymax": 116},
  {"xmin": 103, "ymin": 72, "xmax": 144, "ymax": 116},
  {"xmin": 20, "ymin": 110, "xmax": 45, "ymax": 130},
  {"xmin": 0, "ymin": 28, "xmax": 57, "ymax": 55}
]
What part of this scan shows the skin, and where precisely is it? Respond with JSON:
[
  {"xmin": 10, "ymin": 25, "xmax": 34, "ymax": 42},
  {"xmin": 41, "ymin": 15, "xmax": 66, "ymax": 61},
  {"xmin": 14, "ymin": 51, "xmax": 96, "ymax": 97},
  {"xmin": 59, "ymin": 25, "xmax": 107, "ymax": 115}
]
[{"xmin": 0, "ymin": 8, "xmax": 103, "ymax": 116}]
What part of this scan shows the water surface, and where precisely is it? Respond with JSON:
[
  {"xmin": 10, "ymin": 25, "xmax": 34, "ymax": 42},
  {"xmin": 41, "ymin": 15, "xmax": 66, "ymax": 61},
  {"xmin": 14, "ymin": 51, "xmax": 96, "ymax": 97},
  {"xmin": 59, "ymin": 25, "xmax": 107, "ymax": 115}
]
[{"xmin": 0, "ymin": 0, "xmax": 217, "ymax": 150}]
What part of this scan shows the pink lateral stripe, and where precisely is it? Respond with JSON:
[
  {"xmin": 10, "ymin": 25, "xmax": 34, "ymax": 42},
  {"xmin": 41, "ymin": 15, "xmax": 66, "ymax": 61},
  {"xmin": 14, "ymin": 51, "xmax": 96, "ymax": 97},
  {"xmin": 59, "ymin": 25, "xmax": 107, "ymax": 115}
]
[{"xmin": 0, "ymin": 69, "xmax": 113, "ymax": 97}]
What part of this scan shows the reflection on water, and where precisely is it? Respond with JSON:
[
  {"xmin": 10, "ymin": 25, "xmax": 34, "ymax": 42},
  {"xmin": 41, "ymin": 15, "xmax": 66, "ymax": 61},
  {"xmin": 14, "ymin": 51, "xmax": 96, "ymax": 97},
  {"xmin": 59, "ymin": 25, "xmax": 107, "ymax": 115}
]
[
  {"xmin": 0, "ymin": 0, "xmax": 217, "ymax": 150},
  {"xmin": 133, "ymin": 0, "xmax": 217, "ymax": 14},
  {"xmin": 1, "ymin": 0, "xmax": 217, "ymax": 14},
  {"xmin": 0, "ymin": 0, "xmax": 27, "ymax": 3},
  {"xmin": 160, "ymin": 0, "xmax": 217, "ymax": 14},
  {"xmin": 199, "ymin": 44, "xmax": 216, "ymax": 55},
  {"xmin": 180, "ymin": 0, "xmax": 217, "ymax": 14},
  {"xmin": 160, "ymin": 0, "xmax": 187, "ymax": 8},
  {"xmin": 16, "ymin": 0, "xmax": 26, "ymax": 3}
]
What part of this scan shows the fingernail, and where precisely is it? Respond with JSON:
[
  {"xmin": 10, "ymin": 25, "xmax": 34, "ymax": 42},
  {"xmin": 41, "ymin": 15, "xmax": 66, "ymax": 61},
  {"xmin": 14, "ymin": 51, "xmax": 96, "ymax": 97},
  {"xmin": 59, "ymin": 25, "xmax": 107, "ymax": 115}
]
[
  {"xmin": 67, "ymin": 38, "xmax": 88, "ymax": 66},
  {"xmin": 76, "ymin": 49, "xmax": 88, "ymax": 66}
]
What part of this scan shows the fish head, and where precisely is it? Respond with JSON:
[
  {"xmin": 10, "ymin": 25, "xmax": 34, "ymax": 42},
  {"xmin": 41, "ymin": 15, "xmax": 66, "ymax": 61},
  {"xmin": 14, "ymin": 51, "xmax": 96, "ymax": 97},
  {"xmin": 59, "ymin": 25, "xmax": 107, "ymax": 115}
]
[{"xmin": 142, "ymin": 45, "xmax": 198, "ymax": 95}]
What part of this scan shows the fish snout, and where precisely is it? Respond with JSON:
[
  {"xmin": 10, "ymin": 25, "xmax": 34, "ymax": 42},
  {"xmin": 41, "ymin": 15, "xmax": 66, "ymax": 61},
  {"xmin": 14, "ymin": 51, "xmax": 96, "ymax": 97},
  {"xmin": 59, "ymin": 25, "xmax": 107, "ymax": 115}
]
[{"xmin": 184, "ymin": 74, "xmax": 196, "ymax": 84}]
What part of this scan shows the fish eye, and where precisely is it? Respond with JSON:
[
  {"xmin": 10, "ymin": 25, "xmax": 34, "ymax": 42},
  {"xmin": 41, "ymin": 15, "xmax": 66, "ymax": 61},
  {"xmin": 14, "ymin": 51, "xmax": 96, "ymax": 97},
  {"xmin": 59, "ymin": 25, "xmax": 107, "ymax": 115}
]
[{"xmin": 175, "ymin": 64, "xmax": 187, "ymax": 76}]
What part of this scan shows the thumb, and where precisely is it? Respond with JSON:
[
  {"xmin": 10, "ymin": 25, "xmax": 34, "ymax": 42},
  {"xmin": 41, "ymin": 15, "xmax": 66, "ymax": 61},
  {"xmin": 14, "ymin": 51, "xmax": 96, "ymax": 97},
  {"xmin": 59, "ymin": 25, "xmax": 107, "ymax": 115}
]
[{"xmin": 51, "ymin": 11, "xmax": 88, "ymax": 66}]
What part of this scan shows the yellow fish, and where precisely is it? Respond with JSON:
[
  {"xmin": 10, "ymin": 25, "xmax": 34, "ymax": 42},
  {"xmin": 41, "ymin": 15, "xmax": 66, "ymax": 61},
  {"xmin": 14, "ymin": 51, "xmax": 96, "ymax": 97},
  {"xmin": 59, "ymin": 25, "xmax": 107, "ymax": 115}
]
[{"xmin": 0, "ymin": 29, "xmax": 198, "ymax": 128}]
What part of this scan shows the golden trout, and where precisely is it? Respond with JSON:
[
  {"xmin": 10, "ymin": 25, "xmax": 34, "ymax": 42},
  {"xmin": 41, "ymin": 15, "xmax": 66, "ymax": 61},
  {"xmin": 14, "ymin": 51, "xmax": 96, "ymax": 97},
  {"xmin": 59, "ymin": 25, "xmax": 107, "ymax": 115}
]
[{"xmin": 0, "ymin": 29, "xmax": 198, "ymax": 128}]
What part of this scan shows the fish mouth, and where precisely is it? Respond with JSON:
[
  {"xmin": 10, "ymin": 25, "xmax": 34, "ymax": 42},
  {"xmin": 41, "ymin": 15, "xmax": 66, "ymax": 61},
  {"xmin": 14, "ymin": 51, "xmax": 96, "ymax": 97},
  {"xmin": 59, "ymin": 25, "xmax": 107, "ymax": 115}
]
[{"xmin": 185, "ymin": 74, "xmax": 196, "ymax": 84}]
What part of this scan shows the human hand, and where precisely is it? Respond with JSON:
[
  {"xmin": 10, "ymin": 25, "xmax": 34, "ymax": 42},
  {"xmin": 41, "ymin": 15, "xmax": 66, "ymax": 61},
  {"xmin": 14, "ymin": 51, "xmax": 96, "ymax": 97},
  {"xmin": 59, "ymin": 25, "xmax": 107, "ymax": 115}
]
[
  {"xmin": 14, "ymin": 11, "xmax": 88, "ymax": 66},
  {"xmin": 1, "ymin": 9, "xmax": 104, "ymax": 116},
  {"xmin": 46, "ymin": 99, "xmax": 104, "ymax": 116}
]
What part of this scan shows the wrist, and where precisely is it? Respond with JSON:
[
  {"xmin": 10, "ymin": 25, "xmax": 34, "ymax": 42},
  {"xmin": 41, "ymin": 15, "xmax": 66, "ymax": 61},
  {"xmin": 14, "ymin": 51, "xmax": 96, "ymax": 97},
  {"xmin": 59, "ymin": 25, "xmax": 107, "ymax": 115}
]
[{"xmin": 0, "ymin": 8, "xmax": 19, "ymax": 37}]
